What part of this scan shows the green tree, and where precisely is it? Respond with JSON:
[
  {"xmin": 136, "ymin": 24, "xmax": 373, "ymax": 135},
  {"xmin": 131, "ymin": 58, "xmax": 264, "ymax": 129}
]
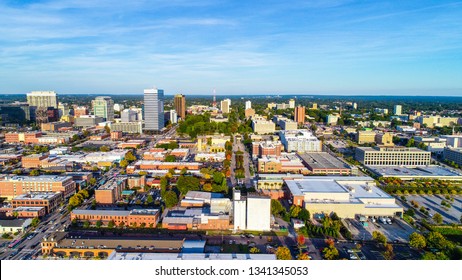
[
  {"xmin": 322, "ymin": 244, "xmax": 339, "ymax": 260},
  {"xmin": 29, "ymin": 169, "xmax": 40, "ymax": 176},
  {"xmin": 96, "ymin": 220, "xmax": 102, "ymax": 228},
  {"xmin": 108, "ymin": 220, "xmax": 115, "ymax": 229},
  {"xmin": 372, "ymin": 231, "xmax": 387, "ymax": 246},
  {"xmin": 119, "ymin": 159, "xmax": 129, "ymax": 168},
  {"xmin": 100, "ymin": 145, "xmax": 110, "ymax": 152},
  {"xmin": 146, "ymin": 195, "xmax": 154, "ymax": 204},
  {"xmin": 176, "ymin": 175, "xmax": 200, "ymax": 195},
  {"xmin": 249, "ymin": 247, "xmax": 260, "ymax": 254},
  {"xmin": 275, "ymin": 246, "xmax": 292, "ymax": 260},
  {"xmin": 422, "ymin": 252, "xmax": 449, "ymax": 260},
  {"xmin": 383, "ymin": 244, "xmax": 394, "ymax": 260},
  {"xmin": 298, "ymin": 208, "xmax": 310, "ymax": 221},
  {"xmin": 409, "ymin": 232, "xmax": 426, "ymax": 249},
  {"xmin": 83, "ymin": 220, "xmax": 90, "ymax": 229},
  {"xmin": 89, "ymin": 178, "xmax": 97, "ymax": 186},
  {"xmin": 289, "ymin": 205, "xmax": 302, "ymax": 218},
  {"xmin": 433, "ymin": 213, "xmax": 443, "ymax": 224},
  {"xmin": 104, "ymin": 125, "xmax": 110, "ymax": 134},
  {"xmin": 426, "ymin": 232, "xmax": 452, "ymax": 250},
  {"xmin": 31, "ymin": 217, "xmax": 40, "ymax": 227},
  {"xmin": 271, "ymin": 199, "xmax": 284, "ymax": 216},
  {"xmin": 164, "ymin": 191, "xmax": 178, "ymax": 208},
  {"xmin": 165, "ymin": 155, "xmax": 176, "ymax": 162}
]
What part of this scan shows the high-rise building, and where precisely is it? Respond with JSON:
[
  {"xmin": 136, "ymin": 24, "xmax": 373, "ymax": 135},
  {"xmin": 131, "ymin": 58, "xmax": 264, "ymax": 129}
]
[
  {"xmin": 353, "ymin": 102, "xmax": 358, "ymax": 110},
  {"xmin": 57, "ymin": 102, "xmax": 70, "ymax": 118},
  {"xmin": 394, "ymin": 105, "xmax": 402, "ymax": 115},
  {"xmin": 74, "ymin": 106, "xmax": 88, "ymax": 118},
  {"xmin": 121, "ymin": 109, "xmax": 138, "ymax": 122},
  {"xmin": 169, "ymin": 110, "xmax": 178, "ymax": 124},
  {"xmin": 294, "ymin": 106, "xmax": 305, "ymax": 124},
  {"xmin": 289, "ymin": 99, "xmax": 295, "ymax": 109},
  {"xmin": 92, "ymin": 96, "xmax": 114, "ymax": 121},
  {"xmin": 245, "ymin": 101, "xmax": 252, "ymax": 110},
  {"xmin": 113, "ymin": 104, "xmax": 124, "ymax": 112},
  {"xmin": 26, "ymin": 91, "xmax": 58, "ymax": 109},
  {"xmin": 144, "ymin": 88, "xmax": 164, "ymax": 132},
  {"xmin": 220, "ymin": 99, "xmax": 231, "ymax": 114},
  {"xmin": 174, "ymin": 94, "xmax": 186, "ymax": 120}
]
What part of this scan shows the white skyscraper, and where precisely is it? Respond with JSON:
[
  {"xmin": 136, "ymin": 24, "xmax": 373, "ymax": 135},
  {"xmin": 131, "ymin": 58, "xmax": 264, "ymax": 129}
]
[
  {"xmin": 220, "ymin": 99, "xmax": 231, "ymax": 114},
  {"xmin": 170, "ymin": 109, "xmax": 178, "ymax": 124},
  {"xmin": 289, "ymin": 99, "xmax": 295, "ymax": 109},
  {"xmin": 245, "ymin": 100, "xmax": 252, "ymax": 110},
  {"xmin": 144, "ymin": 88, "xmax": 164, "ymax": 132},
  {"xmin": 27, "ymin": 91, "xmax": 58, "ymax": 108},
  {"xmin": 394, "ymin": 105, "xmax": 402, "ymax": 115}
]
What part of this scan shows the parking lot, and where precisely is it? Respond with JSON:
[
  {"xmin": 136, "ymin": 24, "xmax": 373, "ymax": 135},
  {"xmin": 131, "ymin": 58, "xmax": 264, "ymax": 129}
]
[
  {"xmin": 343, "ymin": 218, "xmax": 415, "ymax": 243},
  {"xmin": 405, "ymin": 195, "xmax": 462, "ymax": 224}
]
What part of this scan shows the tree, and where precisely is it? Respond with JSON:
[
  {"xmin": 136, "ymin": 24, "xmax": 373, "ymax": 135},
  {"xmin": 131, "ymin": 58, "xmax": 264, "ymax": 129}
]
[
  {"xmin": 383, "ymin": 244, "xmax": 394, "ymax": 260},
  {"xmin": 372, "ymin": 231, "xmax": 387, "ymax": 246},
  {"xmin": 409, "ymin": 232, "xmax": 426, "ymax": 249},
  {"xmin": 146, "ymin": 195, "xmax": 154, "ymax": 204},
  {"xmin": 290, "ymin": 205, "xmax": 302, "ymax": 218},
  {"xmin": 164, "ymin": 191, "xmax": 178, "ymax": 208},
  {"xmin": 298, "ymin": 208, "xmax": 310, "ymax": 221},
  {"xmin": 31, "ymin": 217, "xmax": 40, "ymax": 227},
  {"xmin": 89, "ymin": 178, "xmax": 97, "ymax": 186},
  {"xmin": 100, "ymin": 145, "xmax": 110, "ymax": 152},
  {"xmin": 322, "ymin": 244, "xmax": 339, "ymax": 260},
  {"xmin": 165, "ymin": 155, "xmax": 176, "ymax": 162},
  {"xmin": 297, "ymin": 253, "xmax": 310, "ymax": 260},
  {"xmin": 297, "ymin": 235, "xmax": 306, "ymax": 247},
  {"xmin": 426, "ymin": 232, "xmax": 452, "ymax": 250},
  {"xmin": 96, "ymin": 220, "xmax": 102, "ymax": 228},
  {"xmin": 104, "ymin": 125, "xmax": 110, "ymax": 134},
  {"xmin": 119, "ymin": 159, "xmax": 129, "ymax": 168},
  {"xmin": 275, "ymin": 246, "xmax": 292, "ymax": 260},
  {"xmin": 108, "ymin": 220, "xmax": 115, "ymax": 229},
  {"xmin": 249, "ymin": 247, "xmax": 260, "ymax": 254},
  {"xmin": 433, "ymin": 213, "xmax": 443, "ymax": 224},
  {"xmin": 202, "ymin": 183, "xmax": 212, "ymax": 192},
  {"xmin": 271, "ymin": 199, "xmax": 284, "ymax": 216},
  {"xmin": 83, "ymin": 220, "xmax": 90, "ymax": 228},
  {"xmin": 29, "ymin": 169, "xmax": 40, "ymax": 176}
]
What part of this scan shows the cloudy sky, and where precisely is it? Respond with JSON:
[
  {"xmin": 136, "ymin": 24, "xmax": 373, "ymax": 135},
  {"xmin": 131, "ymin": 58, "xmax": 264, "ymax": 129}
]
[{"xmin": 1, "ymin": 0, "xmax": 462, "ymax": 95}]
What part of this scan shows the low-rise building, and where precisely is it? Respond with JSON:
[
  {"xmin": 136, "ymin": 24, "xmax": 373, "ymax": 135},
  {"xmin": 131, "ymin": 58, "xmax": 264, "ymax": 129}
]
[
  {"xmin": 109, "ymin": 121, "xmax": 143, "ymax": 134},
  {"xmin": 252, "ymin": 140, "xmax": 282, "ymax": 158},
  {"xmin": 0, "ymin": 219, "xmax": 32, "ymax": 233},
  {"xmin": 71, "ymin": 209, "xmax": 160, "ymax": 227},
  {"xmin": 355, "ymin": 146, "xmax": 431, "ymax": 166},
  {"xmin": 285, "ymin": 177, "xmax": 403, "ymax": 218},
  {"xmin": 298, "ymin": 152, "xmax": 354, "ymax": 175},
  {"xmin": 11, "ymin": 206, "xmax": 46, "ymax": 218},
  {"xmin": 258, "ymin": 154, "xmax": 308, "ymax": 174},
  {"xmin": 74, "ymin": 115, "xmax": 105, "ymax": 128},
  {"xmin": 0, "ymin": 175, "xmax": 76, "ymax": 199},
  {"xmin": 40, "ymin": 121, "xmax": 72, "ymax": 132},
  {"xmin": 127, "ymin": 161, "xmax": 201, "ymax": 174},
  {"xmin": 356, "ymin": 131, "xmax": 376, "ymax": 144},
  {"xmin": 252, "ymin": 116, "xmax": 275, "ymax": 134},
  {"xmin": 22, "ymin": 153, "xmax": 48, "ymax": 168},
  {"xmin": 162, "ymin": 208, "xmax": 230, "ymax": 230},
  {"xmin": 279, "ymin": 129, "xmax": 322, "ymax": 153},
  {"xmin": 194, "ymin": 152, "xmax": 226, "ymax": 162},
  {"xmin": 12, "ymin": 192, "xmax": 63, "ymax": 214},
  {"xmin": 444, "ymin": 147, "xmax": 462, "ymax": 167},
  {"xmin": 375, "ymin": 132, "xmax": 394, "ymax": 146},
  {"xmin": 94, "ymin": 178, "xmax": 126, "ymax": 204}
]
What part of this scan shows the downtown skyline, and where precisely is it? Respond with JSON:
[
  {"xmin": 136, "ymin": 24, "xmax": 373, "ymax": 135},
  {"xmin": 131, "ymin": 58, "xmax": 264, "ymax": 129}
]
[{"xmin": 1, "ymin": 0, "xmax": 462, "ymax": 96}]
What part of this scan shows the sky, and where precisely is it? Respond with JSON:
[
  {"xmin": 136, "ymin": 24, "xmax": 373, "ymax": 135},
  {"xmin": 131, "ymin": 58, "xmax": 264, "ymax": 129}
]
[{"xmin": 1, "ymin": 0, "xmax": 462, "ymax": 96}]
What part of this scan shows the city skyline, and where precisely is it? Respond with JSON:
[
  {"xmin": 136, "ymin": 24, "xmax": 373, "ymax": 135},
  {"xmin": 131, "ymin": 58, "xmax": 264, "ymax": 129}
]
[{"xmin": 1, "ymin": 1, "xmax": 462, "ymax": 95}]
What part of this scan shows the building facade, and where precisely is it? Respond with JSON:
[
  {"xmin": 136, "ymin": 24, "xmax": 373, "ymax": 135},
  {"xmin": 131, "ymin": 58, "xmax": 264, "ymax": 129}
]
[
  {"xmin": 174, "ymin": 94, "xmax": 186, "ymax": 120},
  {"xmin": 355, "ymin": 146, "xmax": 431, "ymax": 166},
  {"xmin": 144, "ymin": 88, "xmax": 164, "ymax": 132},
  {"xmin": 27, "ymin": 91, "xmax": 58, "ymax": 108},
  {"xmin": 92, "ymin": 96, "xmax": 114, "ymax": 121}
]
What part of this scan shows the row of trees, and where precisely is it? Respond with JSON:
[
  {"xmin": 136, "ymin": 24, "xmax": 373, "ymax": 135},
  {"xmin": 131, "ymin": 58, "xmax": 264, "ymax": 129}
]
[
  {"xmin": 67, "ymin": 189, "xmax": 90, "ymax": 211},
  {"xmin": 409, "ymin": 231, "xmax": 462, "ymax": 260}
]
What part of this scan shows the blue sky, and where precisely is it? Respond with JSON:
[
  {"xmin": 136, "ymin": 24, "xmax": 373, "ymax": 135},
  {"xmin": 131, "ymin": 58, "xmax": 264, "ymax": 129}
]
[{"xmin": 1, "ymin": 0, "xmax": 462, "ymax": 95}]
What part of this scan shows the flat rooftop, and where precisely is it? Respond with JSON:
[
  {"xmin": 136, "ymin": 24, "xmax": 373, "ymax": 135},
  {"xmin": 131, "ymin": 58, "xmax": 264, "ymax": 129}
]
[
  {"xmin": 54, "ymin": 237, "xmax": 183, "ymax": 250},
  {"xmin": 13, "ymin": 192, "xmax": 62, "ymax": 200},
  {"xmin": 13, "ymin": 206, "xmax": 45, "ymax": 212},
  {"xmin": 298, "ymin": 152, "xmax": 351, "ymax": 170},
  {"xmin": 72, "ymin": 209, "xmax": 159, "ymax": 216},
  {"xmin": 4, "ymin": 175, "xmax": 72, "ymax": 183},
  {"xmin": 367, "ymin": 165, "xmax": 462, "ymax": 178},
  {"xmin": 108, "ymin": 252, "xmax": 277, "ymax": 260}
]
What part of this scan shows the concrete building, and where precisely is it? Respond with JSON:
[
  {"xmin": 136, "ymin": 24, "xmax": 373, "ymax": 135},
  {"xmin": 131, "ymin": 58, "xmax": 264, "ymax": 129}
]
[
  {"xmin": 279, "ymin": 129, "xmax": 322, "ymax": 153},
  {"xmin": 233, "ymin": 190, "xmax": 247, "ymax": 231},
  {"xmin": 417, "ymin": 115, "xmax": 459, "ymax": 128},
  {"xmin": 285, "ymin": 177, "xmax": 403, "ymax": 218},
  {"xmin": 27, "ymin": 91, "xmax": 58, "ymax": 108},
  {"xmin": 375, "ymin": 132, "xmax": 394, "ymax": 146},
  {"xmin": 440, "ymin": 135, "xmax": 462, "ymax": 148},
  {"xmin": 443, "ymin": 147, "xmax": 462, "ymax": 166},
  {"xmin": 74, "ymin": 115, "xmax": 105, "ymax": 128},
  {"xmin": 246, "ymin": 195, "xmax": 271, "ymax": 231},
  {"xmin": 367, "ymin": 165, "xmax": 462, "ymax": 181},
  {"xmin": 355, "ymin": 146, "xmax": 431, "ymax": 166},
  {"xmin": 110, "ymin": 121, "xmax": 143, "ymax": 134},
  {"xmin": 288, "ymin": 99, "xmax": 295, "ymax": 109},
  {"xmin": 40, "ymin": 121, "xmax": 72, "ymax": 132},
  {"xmin": 374, "ymin": 108, "xmax": 389, "ymax": 114},
  {"xmin": 121, "ymin": 109, "xmax": 138, "ymax": 122},
  {"xmin": 57, "ymin": 102, "xmax": 70, "ymax": 118},
  {"xmin": 394, "ymin": 105, "xmax": 402, "ymax": 115},
  {"xmin": 294, "ymin": 106, "xmax": 305, "ymax": 124},
  {"xmin": 169, "ymin": 109, "xmax": 178, "ymax": 124},
  {"xmin": 73, "ymin": 106, "xmax": 88, "ymax": 118},
  {"xmin": 71, "ymin": 209, "xmax": 160, "ymax": 227},
  {"xmin": 414, "ymin": 136, "xmax": 447, "ymax": 153},
  {"xmin": 298, "ymin": 152, "xmax": 354, "ymax": 175},
  {"xmin": 245, "ymin": 100, "xmax": 252, "ymax": 110},
  {"xmin": 252, "ymin": 117, "xmax": 276, "ymax": 134},
  {"xmin": 162, "ymin": 208, "xmax": 230, "ymax": 230},
  {"xmin": 258, "ymin": 154, "xmax": 308, "ymax": 174},
  {"xmin": 220, "ymin": 99, "xmax": 231, "ymax": 114},
  {"xmin": 174, "ymin": 94, "xmax": 186, "ymax": 120},
  {"xmin": 273, "ymin": 116, "xmax": 297, "ymax": 130},
  {"xmin": 12, "ymin": 192, "xmax": 63, "ymax": 214},
  {"xmin": 356, "ymin": 131, "xmax": 377, "ymax": 144},
  {"xmin": 144, "ymin": 88, "xmax": 164, "ymax": 132},
  {"xmin": 326, "ymin": 114, "xmax": 339, "ymax": 125},
  {"xmin": 113, "ymin": 103, "xmax": 124, "ymax": 112},
  {"xmin": 92, "ymin": 96, "xmax": 114, "ymax": 121},
  {"xmin": 244, "ymin": 108, "xmax": 255, "ymax": 118},
  {"xmin": 0, "ymin": 175, "xmax": 76, "ymax": 199}
]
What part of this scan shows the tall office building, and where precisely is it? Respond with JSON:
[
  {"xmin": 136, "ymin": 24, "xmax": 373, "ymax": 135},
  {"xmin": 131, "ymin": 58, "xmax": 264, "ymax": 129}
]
[
  {"xmin": 245, "ymin": 100, "xmax": 252, "ymax": 110},
  {"xmin": 394, "ymin": 105, "xmax": 402, "ymax": 115},
  {"xmin": 92, "ymin": 96, "xmax": 114, "ymax": 121},
  {"xmin": 57, "ymin": 102, "xmax": 70, "ymax": 118},
  {"xmin": 27, "ymin": 91, "xmax": 58, "ymax": 108},
  {"xmin": 294, "ymin": 106, "xmax": 306, "ymax": 124},
  {"xmin": 169, "ymin": 110, "xmax": 178, "ymax": 124},
  {"xmin": 289, "ymin": 99, "xmax": 295, "ymax": 109},
  {"xmin": 121, "ymin": 109, "xmax": 138, "ymax": 122},
  {"xmin": 174, "ymin": 94, "xmax": 186, "ymax": 120},
  {"xmin": 220, "ymin": 99, "xmax": 231, "ymax": 114},
  {"xmin": 144, "ymin": 88, "xmax": 164, "ymax": 132}
]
